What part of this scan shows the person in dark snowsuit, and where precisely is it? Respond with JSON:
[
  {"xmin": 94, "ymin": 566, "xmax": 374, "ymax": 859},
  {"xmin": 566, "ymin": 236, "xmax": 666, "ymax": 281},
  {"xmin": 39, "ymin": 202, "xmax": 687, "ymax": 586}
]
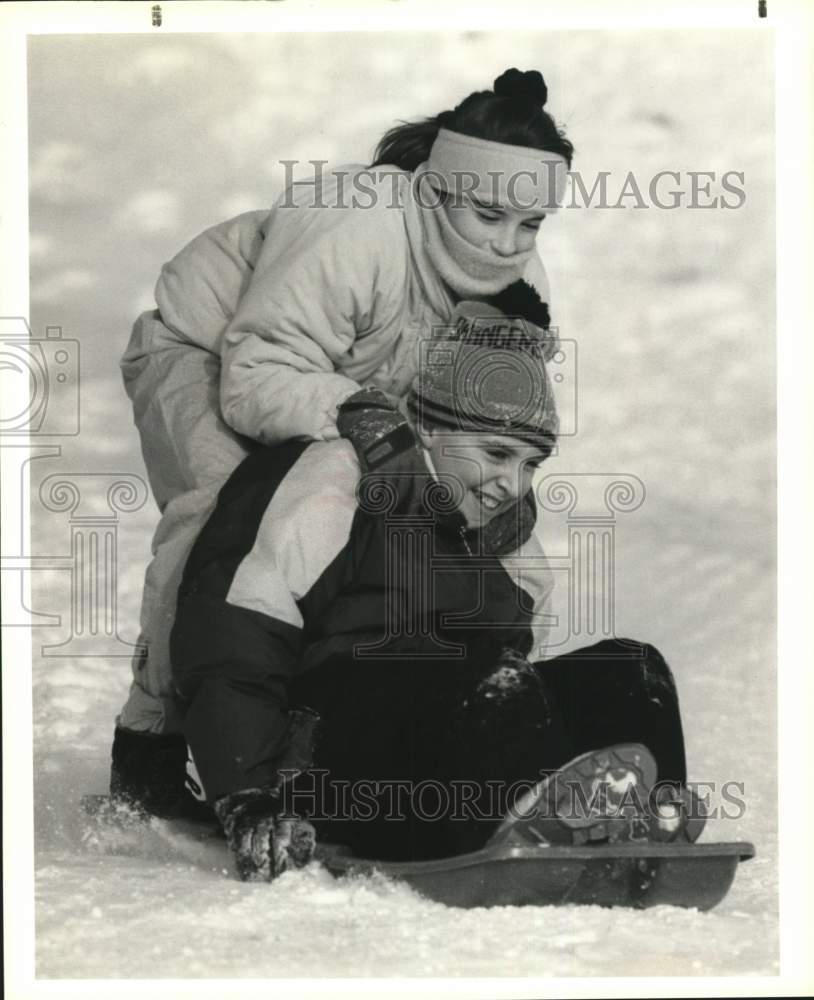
[{"xmin": 170, "ymin": 305, "xmax": 689, "ymax": 881}]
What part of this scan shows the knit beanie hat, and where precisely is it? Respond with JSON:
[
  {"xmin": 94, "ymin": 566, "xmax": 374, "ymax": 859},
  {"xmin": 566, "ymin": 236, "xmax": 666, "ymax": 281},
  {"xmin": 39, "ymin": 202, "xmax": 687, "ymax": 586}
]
[{"xmin": 407, "ymin": 301, "xmax": 559, "ymax": 452}]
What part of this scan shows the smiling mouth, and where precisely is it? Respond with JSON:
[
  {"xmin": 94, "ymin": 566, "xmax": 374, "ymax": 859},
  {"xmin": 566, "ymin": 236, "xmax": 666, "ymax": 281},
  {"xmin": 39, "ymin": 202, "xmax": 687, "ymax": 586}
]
[{"xmin": 474, "ymin": 490, "xmax": 503, "ymax": 511}]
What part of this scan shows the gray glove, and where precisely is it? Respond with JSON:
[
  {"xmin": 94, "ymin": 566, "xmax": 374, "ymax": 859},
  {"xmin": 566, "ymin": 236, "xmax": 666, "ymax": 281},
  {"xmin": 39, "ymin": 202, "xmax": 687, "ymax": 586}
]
[{"xmin": 214, "ymin": 788, "xmax": 316, "ymax": 882}]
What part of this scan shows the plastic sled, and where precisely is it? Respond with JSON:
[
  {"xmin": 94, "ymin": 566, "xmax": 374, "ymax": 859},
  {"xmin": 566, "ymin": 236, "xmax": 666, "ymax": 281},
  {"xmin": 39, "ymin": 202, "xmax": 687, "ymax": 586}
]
[
  {"xmin": 80, "ymin": 794, "xmax": 754, "ymax": 910},
  {"xmin": 316, "ymin": 839, "xmax": 755, "ymax": 910}
]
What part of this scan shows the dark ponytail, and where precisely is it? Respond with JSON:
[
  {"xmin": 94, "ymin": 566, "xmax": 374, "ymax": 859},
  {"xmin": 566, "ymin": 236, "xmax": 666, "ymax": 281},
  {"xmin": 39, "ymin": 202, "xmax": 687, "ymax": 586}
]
[{"xmin": 370, "ymin": 68, "xmax": 574, "ymax": 172}]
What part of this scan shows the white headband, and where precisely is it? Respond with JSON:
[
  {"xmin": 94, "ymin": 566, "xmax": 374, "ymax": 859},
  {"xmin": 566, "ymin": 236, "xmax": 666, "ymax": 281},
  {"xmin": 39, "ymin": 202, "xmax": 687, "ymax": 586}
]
[{"xmin": 426, "ymin": 128, "xmax": 569, "ymax": 213}]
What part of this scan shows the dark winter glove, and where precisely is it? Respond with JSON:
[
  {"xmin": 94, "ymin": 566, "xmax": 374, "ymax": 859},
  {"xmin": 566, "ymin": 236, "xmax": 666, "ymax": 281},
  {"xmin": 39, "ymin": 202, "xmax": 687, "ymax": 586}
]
[
  {"xmin": 214, "ymin": 788, "xmax": 316, "ymax": 883},
  {"xmin": 473, "ymin": 647, "xmax": 547, "ymax": 706},
  {"xmin": 337, "ymin": 386, "xmax": 419, "ymax": 471}
]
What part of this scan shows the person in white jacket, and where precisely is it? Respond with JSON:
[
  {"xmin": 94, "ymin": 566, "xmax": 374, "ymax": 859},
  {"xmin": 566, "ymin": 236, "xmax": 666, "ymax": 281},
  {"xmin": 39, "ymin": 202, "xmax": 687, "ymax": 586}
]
[{"xmin": 110, "ymin": 67, "xmax": 575, "ymax": 819}]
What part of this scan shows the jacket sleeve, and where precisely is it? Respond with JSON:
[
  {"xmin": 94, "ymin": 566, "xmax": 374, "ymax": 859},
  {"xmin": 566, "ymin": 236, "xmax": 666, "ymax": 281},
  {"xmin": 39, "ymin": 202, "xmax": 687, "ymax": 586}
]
[
  {"xmin": 499, "ymin": 529, "xmax": 556, "ymax": 661},
  {"xmin": 170, "ymin": 440, "xmax": 360, "ymax": 802},
  {"xmin": 220, "ymin": 178, "xmax": 411, "ymax": 445},
  {"xmin": 155, "ymin": 210, "xmax": 270, "ymax": 354}
]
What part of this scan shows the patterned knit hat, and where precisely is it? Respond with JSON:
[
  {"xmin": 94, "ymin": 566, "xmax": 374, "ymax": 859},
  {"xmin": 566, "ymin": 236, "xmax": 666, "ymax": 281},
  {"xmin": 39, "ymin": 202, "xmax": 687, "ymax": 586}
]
[{"xmin": 408, "ymin": 301, "xmax": 559, "ymax": 452}]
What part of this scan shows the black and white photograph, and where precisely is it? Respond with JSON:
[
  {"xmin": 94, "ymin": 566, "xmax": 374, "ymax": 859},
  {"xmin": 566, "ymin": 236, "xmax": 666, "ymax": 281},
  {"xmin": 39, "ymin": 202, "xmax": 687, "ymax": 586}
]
[{"xmin": 1, "ymin": 0, "xmax": 812, "ymax": 995}]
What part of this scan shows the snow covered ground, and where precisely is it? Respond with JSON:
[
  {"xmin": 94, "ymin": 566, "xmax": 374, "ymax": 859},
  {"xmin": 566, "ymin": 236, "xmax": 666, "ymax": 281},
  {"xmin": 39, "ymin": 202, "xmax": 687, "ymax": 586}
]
[{"xmin": 21, "ymin": 28, "xmax": 776, "ymax": 982}]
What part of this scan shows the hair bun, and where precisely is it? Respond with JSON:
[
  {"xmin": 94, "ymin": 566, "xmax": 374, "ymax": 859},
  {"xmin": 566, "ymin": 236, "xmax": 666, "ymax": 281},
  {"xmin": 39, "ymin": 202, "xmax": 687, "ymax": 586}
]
[{"xmin": 493, "ymin": 68, "xmax": 548, "ymax": 107}]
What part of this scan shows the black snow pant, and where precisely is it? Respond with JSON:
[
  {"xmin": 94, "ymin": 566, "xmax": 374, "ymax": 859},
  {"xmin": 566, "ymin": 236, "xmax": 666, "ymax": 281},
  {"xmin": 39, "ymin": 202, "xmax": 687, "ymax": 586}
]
[{"xmin": 285, "ymin": 638, "xmax": 686, "ymax": 862}]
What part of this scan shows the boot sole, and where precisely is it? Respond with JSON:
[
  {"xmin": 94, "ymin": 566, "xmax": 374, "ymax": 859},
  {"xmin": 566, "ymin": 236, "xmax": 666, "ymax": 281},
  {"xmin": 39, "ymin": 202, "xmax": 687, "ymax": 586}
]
[{"xmin": 491, "ymin": 743, "xmax": 658, "ymax": 847}]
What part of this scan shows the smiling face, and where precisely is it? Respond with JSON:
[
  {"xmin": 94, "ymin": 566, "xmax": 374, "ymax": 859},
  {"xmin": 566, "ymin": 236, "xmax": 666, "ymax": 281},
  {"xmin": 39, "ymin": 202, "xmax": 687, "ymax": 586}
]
[
  {"xmin": 442, "ymin": 193, "xmax": 546, "ymax": 257},
  {"xmin": 417, "ymin": 426, "xmax": 549, "ymax": 528}
]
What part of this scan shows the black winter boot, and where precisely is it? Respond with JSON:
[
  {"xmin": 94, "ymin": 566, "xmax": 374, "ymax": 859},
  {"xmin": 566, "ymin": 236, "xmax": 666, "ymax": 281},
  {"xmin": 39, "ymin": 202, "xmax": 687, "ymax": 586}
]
[{"xmin": 109, "ymin": 726, "xmax": 214, "ymax": 821}]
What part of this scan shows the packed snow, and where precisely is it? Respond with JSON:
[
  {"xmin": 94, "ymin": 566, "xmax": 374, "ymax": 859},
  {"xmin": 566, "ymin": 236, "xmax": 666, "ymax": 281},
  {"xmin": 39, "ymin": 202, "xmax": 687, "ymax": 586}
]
[{"xmin": 22, "ymin": 29, "xmax": 776, "ymax": 981}]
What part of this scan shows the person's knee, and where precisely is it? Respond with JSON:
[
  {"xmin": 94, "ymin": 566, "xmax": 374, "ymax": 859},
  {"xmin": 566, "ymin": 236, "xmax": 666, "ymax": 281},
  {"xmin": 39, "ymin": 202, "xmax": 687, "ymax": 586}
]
[{"xmin": 616, "ymin": 638, "xmax": 677, "ymax": 701}]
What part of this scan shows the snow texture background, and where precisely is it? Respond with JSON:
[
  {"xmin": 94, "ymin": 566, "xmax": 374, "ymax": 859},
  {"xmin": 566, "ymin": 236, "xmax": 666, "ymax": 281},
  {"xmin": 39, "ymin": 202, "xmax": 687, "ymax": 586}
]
[{"xmin": 24, "ymin": 30, "xmax": 775, "ymax": 979}]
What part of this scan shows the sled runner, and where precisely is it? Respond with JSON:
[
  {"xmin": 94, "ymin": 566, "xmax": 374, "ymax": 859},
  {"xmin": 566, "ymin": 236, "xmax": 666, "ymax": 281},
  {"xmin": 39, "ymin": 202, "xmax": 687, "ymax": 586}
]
[
  {"xmin": 80, "ymin": 793, "xmax": 754, "ymax": 911},
  {"xmin": 316, "ymin": 839, "xmax": 755, "ymax": 911}
]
